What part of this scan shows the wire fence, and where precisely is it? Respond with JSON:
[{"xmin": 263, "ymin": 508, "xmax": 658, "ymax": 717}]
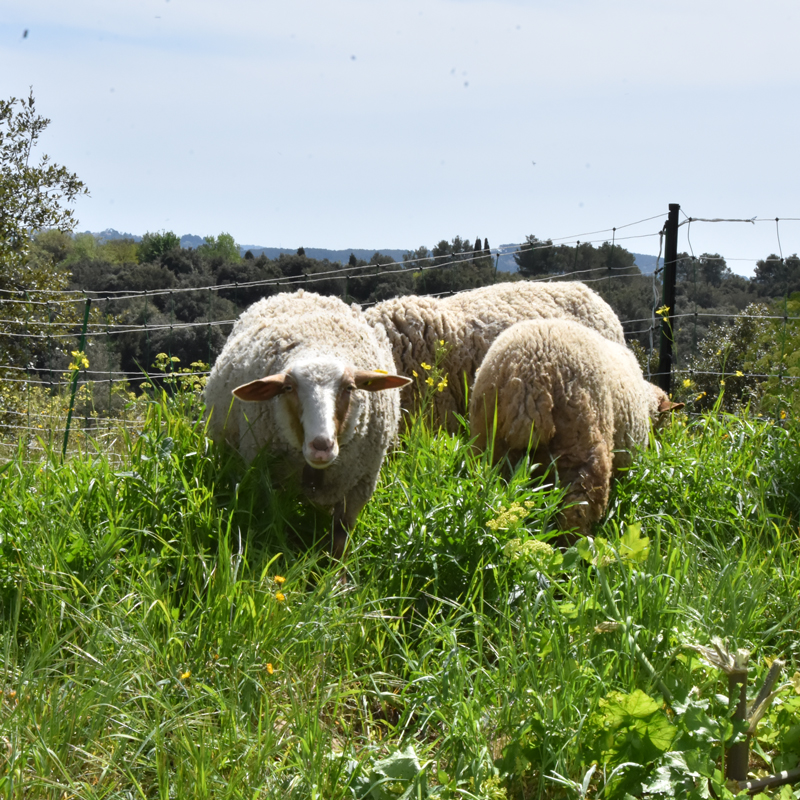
[{"xmin": 2, "ymin": 208, "xmax": 798, "ymax": 463}]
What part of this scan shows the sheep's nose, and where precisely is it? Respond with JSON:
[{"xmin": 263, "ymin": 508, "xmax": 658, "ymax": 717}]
[
  {"xmin": 310, "ymin": 435, "xmax": 335, "ymax": 454},
  {"xmin": 305, "ymin": 435, "xmax": 337, "ymax": 468}
]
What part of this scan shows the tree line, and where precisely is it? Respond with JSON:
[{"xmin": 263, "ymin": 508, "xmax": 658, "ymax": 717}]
[{"xmin": 20, "ymin": 227, "xmax": 800, "ymax": 407}]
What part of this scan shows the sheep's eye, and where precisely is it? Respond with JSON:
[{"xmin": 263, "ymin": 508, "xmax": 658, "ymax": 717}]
[
  {"xmin": 283, "ymin": 384, "xmax": 293, "ymax": 393},
  {"xmin": 343, "ymin": 384, "xmax": 356, "ymax": 393}
]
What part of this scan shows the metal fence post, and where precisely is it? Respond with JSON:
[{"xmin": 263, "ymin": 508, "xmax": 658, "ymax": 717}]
[
  {"xmin": 657, "ymin": 203, "xmax": 680, "ymax": 394},
  {"xmin": 62, "ymin": 297, "xmax": 92, "ymax": 460}
]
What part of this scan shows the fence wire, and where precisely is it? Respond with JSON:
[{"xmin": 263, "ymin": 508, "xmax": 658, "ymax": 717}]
[{"xmin": 2, "ymin": 210, "xmax": 799, "ymax": 460}]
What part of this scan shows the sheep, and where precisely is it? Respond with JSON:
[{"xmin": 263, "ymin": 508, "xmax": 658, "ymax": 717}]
[
  {"xmin": 204, "ymin": 290, "xmax": 411, "ymax": 558},
  {"xmin": 468, "ymin": 318, "xmax": 682, "ymax": 537},
  {"xmin": 365, "ymin": 280, "xmax": 625, "ymax": 431}
]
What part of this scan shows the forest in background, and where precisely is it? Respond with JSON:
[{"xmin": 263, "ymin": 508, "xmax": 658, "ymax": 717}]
[{"xmin": 5, "ymin": 227, "xmax": 797, "ymax": 415}]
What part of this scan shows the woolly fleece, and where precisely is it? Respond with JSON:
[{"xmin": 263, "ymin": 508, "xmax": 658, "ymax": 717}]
[
  {"xmin": 204, "ymin": 290, "xmax": 401, "ymax": 529},
  {"xmin": 469, "ymin": 318, "xmax": 662, "ymax": 535},
  {"xmin": 366, "ymin": 280, "xmax": 625, "ymax": 432}
]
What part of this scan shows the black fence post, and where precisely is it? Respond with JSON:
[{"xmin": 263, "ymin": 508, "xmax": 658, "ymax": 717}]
[{"xmin": 657, "ymin": 203, "xmax": 680, "ymax": 394}]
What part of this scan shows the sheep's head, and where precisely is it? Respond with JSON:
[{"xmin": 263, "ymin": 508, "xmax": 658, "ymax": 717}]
[
  {"xmin": 232, "ymin": 357, "xmax": 411, "ymax": 469},
  {"xmin": 646, "ymin": 382, "xmax": 685, "ymax": 428}
]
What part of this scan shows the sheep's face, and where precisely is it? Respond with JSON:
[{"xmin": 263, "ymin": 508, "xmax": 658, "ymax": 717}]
[
  {"xmin": 645, "ymin": 382, "xmax": 685, "ymax": 428},
  {"xmin": 232, "ymin": 358, "xmax": 411, "ymax": 469}
]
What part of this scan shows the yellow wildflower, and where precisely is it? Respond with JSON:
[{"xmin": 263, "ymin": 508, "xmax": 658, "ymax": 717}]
[
  {"xmin": 69, "ymin": 350, "xmax": 89, "ymax": 370},
  {"xmin": 682, "ymin": 378, "xmax": 693, "ymax": 389},
  {"xmin": 412, "ymin": 370, "xmax": 418, "ymax": 378},
  {"xmin": 274, "ymin": 575, "xmax": 286, "ymax": 584},
  {"xmin": 720, "ymin": 380, "xmax": 725, "ymax": 387},
  {"xmin": 420, "ymin": 362, "xmax": 432, "ymax": 371},
  {"xmin": 437, "ymin": 377, "xmax": 448, "ymax": 392},
  {"xmin": 735, "ymin": 370, "xmax": 743, "ymax": 377},
  {"xmin": 180, "ymin": 670, "xmax": 191, "ymax": 681},
  {"xmin": 439, "ymin": 339, "xmax": 445, "ymax": 346},
  {"xmin": 504, "ymin": 537, "xmax": 555, "ymax": 569},
  {"xmin": 781, "ymin": 410, "xmax": 787, "ymax": 420},
  {"xmin": 426, "ymin": 376, "xmax": 435, "ymax": 387},
  {"xmin": 267, "ymin": 663, "xmax": 274, "ymax": 675},
  {"xmin": 487, "ymin": 503, "xmax": 528, "ymax": 531},
  {"xmin": 275, "ymin": 592, "xmax": 285, "ymax": 603},
  {"xmin": 655, "ymin": 305, "xmax": 669, "ymax": 317}
]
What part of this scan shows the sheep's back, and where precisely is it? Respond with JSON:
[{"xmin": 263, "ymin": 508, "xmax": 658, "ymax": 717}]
[
  {"xmin": 365, "ymin": 295, "xmax": 464, "ymax": 417},
  {"xmin": 472, "ymin": 319, "xmax": 617, "ymax": 450},
  {"xmin": 440, "ymin": 282, "xmax": 623, "ymax": 420}
]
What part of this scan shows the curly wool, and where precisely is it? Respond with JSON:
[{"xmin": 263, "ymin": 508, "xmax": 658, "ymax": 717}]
[
  {"xmin": 204, "ymin": 290, "xmax": 400, "ymax": 527},
  {"xmin": 469, "ymin": 318, "xmax": 665, "ymax": 535},
  {"xmin": 365, "ymin": 281, "xmax": 625, "ymax": 431}
]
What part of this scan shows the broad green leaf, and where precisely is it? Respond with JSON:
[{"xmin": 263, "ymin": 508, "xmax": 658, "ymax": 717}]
[
  {"xmin": 594, "ymin": 691, "xmax": 676, "ymax": 765},
  {"xmin": 368, "ymin": 745, "xmax": 427, "ymax": 800},
  {"xmin": 620, "ymin": 522, "xmax": 650, "ymax": 563},
  {"xmin": 600, "ymin": 690, "xmax": 662, "ymax": 723}
]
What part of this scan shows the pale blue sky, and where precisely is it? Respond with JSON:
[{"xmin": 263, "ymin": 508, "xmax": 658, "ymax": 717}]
[{"xmin": 3, "ymin": 0, "xmax": 799, "ymax": 275}]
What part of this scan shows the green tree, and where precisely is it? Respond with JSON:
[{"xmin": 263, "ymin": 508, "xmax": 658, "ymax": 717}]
[
  {"xmin": 100, "ymin": 237, "xmax": 139, "ymax": 265},
  {"xmin": 417, "ymin": 235, "xmax": 494, "ymax": 295},
  {"xmin": 754, "ymin": 253, "xmax": 800, "ymax": 297},
  {"xmin": 0, "ymin": 89, "xmax": 87, "ymax": 268},
  {"xmin": 0, "ymin": 90, "xmax": 88, "ymax": 384},
  {"xmin": 198, "ymin": 232, "xmax": 240, "ymax": 262},
  {"xmin": 677, "ymin": 301, "xmax": 773, "ymax": 412},
  {"xmin": 677, "ymin": 252, "xmax": 730, "ymax": 288},
  {"xmin": 513, "ymin": 235, "xmax": 564, "ymax": 277},
  {"xmin": 138, "ymin": 230, "xmax": 180, "ymax": 263},
  {"xmin": 748, "ymin": 293, "xmax": 800, "ymax": 416}
]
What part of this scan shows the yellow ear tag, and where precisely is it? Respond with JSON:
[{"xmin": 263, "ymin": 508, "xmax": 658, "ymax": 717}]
[{"xmin": 373, "ymin": 368, "xmax": 388, "ymax": 374}]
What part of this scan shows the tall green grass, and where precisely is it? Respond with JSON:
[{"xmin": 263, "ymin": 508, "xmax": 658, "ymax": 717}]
[{"xmin": 2, "ymin": 391, "xmax": 800, "ymax": 798}]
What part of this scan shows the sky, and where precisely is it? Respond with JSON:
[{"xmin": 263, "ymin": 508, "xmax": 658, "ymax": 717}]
[{"xmin": 2, "ymin": 0, "xmax": 799, "ymax": 276}]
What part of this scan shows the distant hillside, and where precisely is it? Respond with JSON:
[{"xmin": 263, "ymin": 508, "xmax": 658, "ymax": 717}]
[
  {"xmin": 239, "ymin": 246, "xmax": 411, "ymax": 264},
  {"xmin": 631, "ymin": 252, "xmax": 660, "ymax": 274},
  {"xmin": 81, "ymin": 230, "xmax": 410, "ymax": 264},
  {"xmin": 82, "ymin": 228, "xmax": 142, "ymax": 242},
  {"xmin": 80, "ymin": 229, "xmax": 659, "ymax": 275}
]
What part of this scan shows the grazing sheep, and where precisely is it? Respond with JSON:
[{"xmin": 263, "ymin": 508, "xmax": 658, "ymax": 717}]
[
  {"xmin": 364, "ymin": 294, "xmax": 460, "ymax": 424},
  {"xmin": 204, "ymin": 290, "xmax": 411, "ymax": 557},
  {"xmin": 469, "ymin": 318, "xmax": 682, "ymax": 536},
  {"xmin": 365, "ymin": 280, "xmax": 626, "ymax": 431}
]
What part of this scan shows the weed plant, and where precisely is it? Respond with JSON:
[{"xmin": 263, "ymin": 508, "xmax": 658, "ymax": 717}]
[{"xmin": 1, "ymin": 387, "xmax": 800, "ymax": 799}]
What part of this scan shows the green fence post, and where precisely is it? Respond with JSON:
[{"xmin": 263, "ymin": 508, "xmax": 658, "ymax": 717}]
[{"xmin": 62, "ymin": 297, "xmax": 92, "ymax": 460}]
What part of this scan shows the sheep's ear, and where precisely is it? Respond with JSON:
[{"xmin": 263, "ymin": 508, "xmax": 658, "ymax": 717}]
[
  {"xmin": 233, "ymin": 373, "xmax": 289, "ymax": 402},
  {"xmin": 353, "ymin": 370, "xmax": 413, "ymax": 392},
  {"xmin": 658, "ymin": 398, "xmax": 685, "ymax": 413}
]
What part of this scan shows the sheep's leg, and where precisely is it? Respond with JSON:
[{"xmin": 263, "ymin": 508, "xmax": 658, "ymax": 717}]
[
  {"xmin": 331, "ymin": 475, "xmax": 375, "ymax": 561},
  {"xmin": 331, "ymin": 518, "xmax": 349, "ymax": 562}
]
